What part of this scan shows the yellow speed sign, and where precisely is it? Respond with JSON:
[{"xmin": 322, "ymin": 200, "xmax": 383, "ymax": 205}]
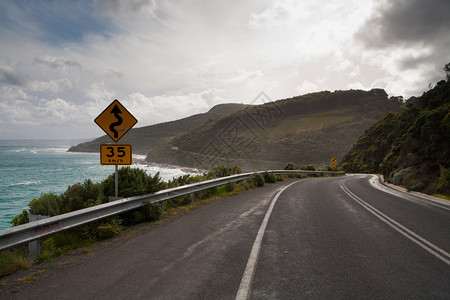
[{"xmin": 100, "ymin": 144, "xmax": 132, "ymax": 165}]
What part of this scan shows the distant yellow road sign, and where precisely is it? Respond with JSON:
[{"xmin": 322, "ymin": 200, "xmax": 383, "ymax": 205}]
[
  {"xmin": 100, "ymin": 144, "xmax": 132, "ymax": 165},
  {"xmin": 331, "ymin": 157, "xmax": 337, "ymax": 163},
  {"xmin": 95, "ymin": 100, "xmax": 137, "ymax": 142},
  {"xmin": 330, "ymin": 163, "xmax": 336, "ymax": 168}
]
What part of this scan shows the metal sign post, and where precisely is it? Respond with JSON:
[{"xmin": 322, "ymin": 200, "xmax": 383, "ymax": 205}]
[{"xmin": 95, "ymin": 99, "xmax": 137, "ymax": 199}]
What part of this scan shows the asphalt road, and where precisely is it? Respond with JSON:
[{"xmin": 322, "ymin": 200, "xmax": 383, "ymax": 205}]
[{"xmin": 2, "ymin": 175, "xmax": 449, "ymax": 299}]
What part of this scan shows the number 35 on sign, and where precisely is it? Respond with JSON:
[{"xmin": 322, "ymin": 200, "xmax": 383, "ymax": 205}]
[{"xmin": 100, "ymin": 144, "xmax": 132, "ymax": 165}]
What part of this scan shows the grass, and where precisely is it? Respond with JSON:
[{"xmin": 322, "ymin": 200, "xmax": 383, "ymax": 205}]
[
  {"xmin": 266, "ymin": 115, "xmax": 354, "ymax": 138},
  {"xmin": 432, "ymin": 194, "xmax": 450, "ymax": 201},
  {"xmin": 18, "ymin": 276, "xmax": 37, "ymax": 282},
  {"xmin": 0, "ymin": 249, "xmax": 33, "ymax": 277}
]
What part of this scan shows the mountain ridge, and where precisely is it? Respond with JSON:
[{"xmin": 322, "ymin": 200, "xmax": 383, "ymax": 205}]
[
  {"xmin": 143, "ymin": 89, "xmax": 402, "ymax": 170},
  {"xmin": 69, "ymin": 89, "xmax": 403, "ymax": 171}
]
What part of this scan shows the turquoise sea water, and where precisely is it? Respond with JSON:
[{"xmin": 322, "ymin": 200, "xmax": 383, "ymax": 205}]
[{"xmin": 0, "ymin": 140, "xmax": 193, "ymax": 230}]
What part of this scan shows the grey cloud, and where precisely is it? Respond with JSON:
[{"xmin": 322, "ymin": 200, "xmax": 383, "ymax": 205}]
[
  {"xmin": 355, "ymin": 0, "xmax": 450, "ymax": 48},
  {"xmin": 398, "ymin": 53, "xmax": 433, "ymax": 70},
  {"xmin": 0, "ymin": 68, "xmax": 25, "ymax": 86},
  {"xmin": 33, "ymin": 57, "xmax": 81, "ymax": 69}
]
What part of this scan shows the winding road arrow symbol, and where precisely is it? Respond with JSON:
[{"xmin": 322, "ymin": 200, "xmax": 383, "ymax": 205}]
[
  {"xmin": 109, "ymin": 105, "xmax": 123, "ymax": 139},
  {"xmin": 95, "ymin": 99, "xmax": 137, "ymax": 142}
]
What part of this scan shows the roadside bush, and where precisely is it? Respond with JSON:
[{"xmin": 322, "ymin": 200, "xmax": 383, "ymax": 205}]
[
  {"xmin": 263, "ymin": 171, "xmax": 276, "ymax": 183},
  {"xmin": 206, "ymin": 165, "xmax": 242, "ymax": 179},
  {"xmin": 284, "ymin": 162, "xmax": 297, "ymax": 170},
  {"xmin": 121, "ymin": 201, "xmax": 162, "ymax": 226},
  {"xmin": 95, "ymin": 223, "xmax": 123, "ymax": 240},
  {"xmin": 435, "ymin": 169, "xmax": 450, "ymax": 194},
  {"xmin": 11, "ymin": 209, "xmax": 29, "ymax": 226},
  {"xmin": 167, "ymin": 174, "xmax": 203, "ymax": 188},
  {"xmin": 141, "ymin": 201, "xmax": 162, "ymax": 222},
  {"xmin": 393, "ymin": 167, "xmax": 416, "ymax": 185},
  {"xmin": 406, "ymin": 181, "xmax": 426, "ymax": 192},
  {"xmin": 225, "ymin": 181, "xmax": 236, "ymax": 192},
  {"xmin": 300, "ymin": 164, "xmax": 316, "ymax": 171},
  {"xmin": 29, "ymin": 193, "xmax": 62, "ymax": 217},
  {"xmin": 0, "ymin": 248, "xmax": 32, "ymax": 276},
  {"xmin": 251, "ymin": 173, "xmax": 265, "ymax": 187},
  {"xmin": 63, "ymin": 179, "xmax": 104, "ymax": 213},
  {"xmin": 102, "ymin": 167, "xmax": 167, "ymax": 198},
  {"xmin": 39, "ymin": 237, "xmax": 62, "ymax": 262}
]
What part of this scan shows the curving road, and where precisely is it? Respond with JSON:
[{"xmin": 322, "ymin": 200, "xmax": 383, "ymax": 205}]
[{"xmin": 2, "ymin": 175, "xmax": 450, "ymax": 299}]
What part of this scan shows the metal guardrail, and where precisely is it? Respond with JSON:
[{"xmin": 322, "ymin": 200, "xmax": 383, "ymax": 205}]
[{"xmin": 0, "ymin": 170, "xmax": 343, "ymax": 252}]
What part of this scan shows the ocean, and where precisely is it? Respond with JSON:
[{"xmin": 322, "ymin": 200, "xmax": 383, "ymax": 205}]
[{"xmin": 0, "ymin": 140, "xmax": 195, "ymax": 230}]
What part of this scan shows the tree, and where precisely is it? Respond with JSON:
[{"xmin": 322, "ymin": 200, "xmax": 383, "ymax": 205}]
[{"xmin": 444, "ymin": 62, "xmax": 450, "ymax": 81}]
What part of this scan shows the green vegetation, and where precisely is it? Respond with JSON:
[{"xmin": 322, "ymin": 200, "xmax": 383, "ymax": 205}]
[
  {"xmin": 342, "ymin": 65, "xmax": 450, "ymax": 196},
  {"xmin": 251, "ymin": 173, "xmax": 265, "ymax": 187}
]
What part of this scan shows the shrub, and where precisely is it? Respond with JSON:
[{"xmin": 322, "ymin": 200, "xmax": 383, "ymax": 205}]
[
  {"xmin": 393, "ymin": 167, "xmax": 416, "ymax": 185},
  {"xmin": 263, "ymin": 171, "xmax": 276, "ymax": 183},
  {"xmin": 39, "ymin": 237, "xmax": 61, "ymax": 262},
  {"xmin": 29, "ymin": 193, "xmax": 62, "ymax": 217},
  {"xmin": 225, "ymin": 181, "xmax": 236, "ymax": 192},
  {"xmin": 206, "ymin": 165, "xmax": 242, "ymax": 179},
  {"xmin": 141, "ymin": 201, "xmax": 162, "ymax": 222},
  {"xmin": 95, "ymin": 223, "xmax": 123, "ymax": 240},
  {"xmin": 0, "ymin": 248, "xmax": 32, "ymax": 276},
  {"xmin": 63, "ymin": 179, "xmax": 104, "ymax": 212},
  {"xmin": 435, "ymin": 169, "xmax": 450, "ymax": 194},
  {"xmin": 11, "ymin": 209, "xmax": 29, "ymax": 227},
  {"xmin": 102, "ymin": 167, "xmax": 167, "ymax": 198},
  {"xmin": 300, "ymin": 164, "xmax": 316, "ymax": 171},
  {"xmin": 284, "ymin": 162, "xmax": 297, "ymax": 170},
  {"xmin": 251, "ymin": 174, "xmax": 265, "ymax": 187},
  {"xmin": 406, "ymin": 181, "xmax": 426, "ymax": 192}
]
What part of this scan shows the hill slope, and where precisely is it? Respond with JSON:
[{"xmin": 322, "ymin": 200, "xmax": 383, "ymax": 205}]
[
  {"xmin": 68, "ymin": 103, "xmax": 248, "ymax": 155},
  {"xmin": 145, "ymin": 89, "xmax": 402, "ymax": 171},
  {"xmin": 342, "ymin": 79, "xmax": 450, "ymax": 195}
]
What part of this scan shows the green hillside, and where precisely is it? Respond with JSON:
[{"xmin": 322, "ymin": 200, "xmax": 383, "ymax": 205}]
[
  {"xmin": 342, "ymin": 76, "xmax": 450, "ymax": 195},
  {"xmin": 68, "ymin": 103, "xmax": 248, "ymax": 154},
  {"xmin": 145, "ymin": 89, "xmax": 402, "ymax": 171}
]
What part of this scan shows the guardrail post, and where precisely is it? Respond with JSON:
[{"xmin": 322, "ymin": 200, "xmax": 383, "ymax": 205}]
[{"xmin": 28, "ymin": 214, "xmax": 48, "ymax": 260}]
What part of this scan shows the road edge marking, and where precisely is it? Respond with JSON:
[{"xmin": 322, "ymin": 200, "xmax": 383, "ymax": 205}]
[
  {"xmin": 235, "ymin": 180, "xmax": 300, "ymax": 300},
  {"xmin": 340, "ymin": 180, "xmax": 450, "ymax": 266},
  {"xmin": 368, "ymin": 175, "xmax": 450, "ymax": 211}
]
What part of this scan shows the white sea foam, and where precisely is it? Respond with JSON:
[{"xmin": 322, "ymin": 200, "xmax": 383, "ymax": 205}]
[
  {"xmin": 8, "ymin": 180, "xmax": 40, "ymax": 187},
  {"xmin": 131, "ymin": 160, "xmax": 201, "ymax": 182}
]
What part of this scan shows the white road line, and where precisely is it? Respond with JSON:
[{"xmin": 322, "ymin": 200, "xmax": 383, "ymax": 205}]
[
  {"xmin": 340, "ymin": 180, "xmax": 450, "ymax": 266},
  {"xmin": 236, "ymin": 181, "xmax": 300, "ymax": 300},
  {"xmin": 368, "ymin": 175, "xmax": 450, "ymax": 211}
]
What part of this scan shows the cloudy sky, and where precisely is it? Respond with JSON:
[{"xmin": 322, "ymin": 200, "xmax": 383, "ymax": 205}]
[{"xmin": 1, "ymin": 0, "xmax": 449, "ymax": 140}]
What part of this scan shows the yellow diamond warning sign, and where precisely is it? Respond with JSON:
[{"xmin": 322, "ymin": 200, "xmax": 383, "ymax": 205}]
[
  {"xmin": 95, "ymin": 100, "xmax": 137, "ymax": 142},
  {"xmin": 330, "ymin": 157, "xmax": 337, "ymax": 168}
]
